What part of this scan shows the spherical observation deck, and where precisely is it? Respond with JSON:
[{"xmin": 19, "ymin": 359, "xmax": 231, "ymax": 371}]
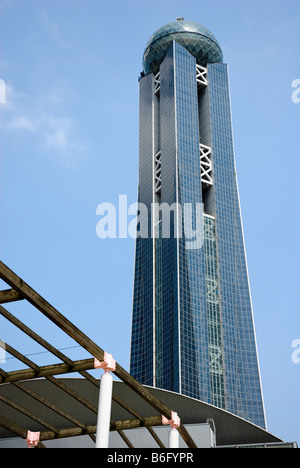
[{"xmin": 143, "ymin": 20, "xmax": 223, "ymax": 75}]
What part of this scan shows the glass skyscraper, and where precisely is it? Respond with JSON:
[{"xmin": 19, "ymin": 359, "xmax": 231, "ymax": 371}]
[{"xmin": 130, "ymin": 20, "xmax": 266, "ymax": 429}]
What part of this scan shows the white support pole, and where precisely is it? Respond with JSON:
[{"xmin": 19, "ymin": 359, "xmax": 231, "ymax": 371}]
[
  {"xmin": 96, "ymin": 371, "xmax": 113, "ymax": 448},
  {"xmin": 169, "ymin": 427, "xmax": 179, "ymax": 449},
  {"xmin": 94, "ymin": 352, "xmax": 116, "ymax": 449},
  {"xmin": 162, "ymin": 411, "xmax": 181, "ymax": 449}
]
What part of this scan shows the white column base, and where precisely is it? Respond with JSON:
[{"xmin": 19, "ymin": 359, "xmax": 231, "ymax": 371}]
[
  {"xmin": 169, "ymin": 428, "xmax": 179, "ymax": 448},
  {"xmin": 96, "ymin": 372, "xmax": 113, "ymax": 448}
]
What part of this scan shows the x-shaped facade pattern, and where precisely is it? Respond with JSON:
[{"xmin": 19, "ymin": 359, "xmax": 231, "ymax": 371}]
[
  {"xmin": 154, "ymin": 150, "xmax": 162, "ymax": 194},
  {"xmin": 200, "ymin": 143, "xmax": 213, "ymax": 187}
]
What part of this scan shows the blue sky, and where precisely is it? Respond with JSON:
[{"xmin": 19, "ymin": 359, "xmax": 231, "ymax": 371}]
[{"xmin": 0, "ymin": 0, "xmax": 299, "ymax": 446}]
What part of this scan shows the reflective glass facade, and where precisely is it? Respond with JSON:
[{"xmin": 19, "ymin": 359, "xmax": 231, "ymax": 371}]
[{"xmin": 130, "ymin": 27, "xmax": 266, "ymax": 429}]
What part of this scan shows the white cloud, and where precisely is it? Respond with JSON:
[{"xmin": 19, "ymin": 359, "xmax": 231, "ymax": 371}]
[
  {"xmin": 42, "ymin": 117, "xmax": 88, "ymax": 156},
  {"xmin": 0, "ymin": 83, "xmax": 89, "ymax": 166},
  {"xmin": 45, "ymin": 129, "xmax": 68, "ymax": 148},
  {"xmin": 6, "ymin": 115, "xmax": 37, "ymax": 131},
  {"xmin": 42, "ymin": 12, "xmax": 63, "ymax": 45}
]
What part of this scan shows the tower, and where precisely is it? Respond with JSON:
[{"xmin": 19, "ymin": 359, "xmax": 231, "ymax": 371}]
[{"xmin": 130, "ymin": 20, "xmax": 266, "ymax": 429}]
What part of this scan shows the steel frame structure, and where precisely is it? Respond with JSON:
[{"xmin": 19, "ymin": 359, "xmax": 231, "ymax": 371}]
[{"xmin": 0, "ymin": 261, "xmax": 197, "ymax": 449}]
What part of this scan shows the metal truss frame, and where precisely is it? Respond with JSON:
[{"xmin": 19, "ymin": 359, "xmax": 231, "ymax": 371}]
[
  {"xmin": 196, "ymin": 64, "xmax": 208, "ymax": 87},
  {"xmin": 154, "ymin": 150, "xmax": 162, "ymax": 194},
  {"xmin": 0, "ymin": 261, "xmax": 197, "ymax": 448},
  {"xmin": 200, "ymin": 143, "xmax": 213, "ymax": 187},
  {"xmin": 154, "ymin": 71, "xmax": 160, "ymax": 95}
]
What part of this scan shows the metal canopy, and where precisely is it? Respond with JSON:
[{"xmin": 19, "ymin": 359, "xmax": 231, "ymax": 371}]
[{"xmin": 0, "ymin": 261, "xmax": 283, "ymax": 448}]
